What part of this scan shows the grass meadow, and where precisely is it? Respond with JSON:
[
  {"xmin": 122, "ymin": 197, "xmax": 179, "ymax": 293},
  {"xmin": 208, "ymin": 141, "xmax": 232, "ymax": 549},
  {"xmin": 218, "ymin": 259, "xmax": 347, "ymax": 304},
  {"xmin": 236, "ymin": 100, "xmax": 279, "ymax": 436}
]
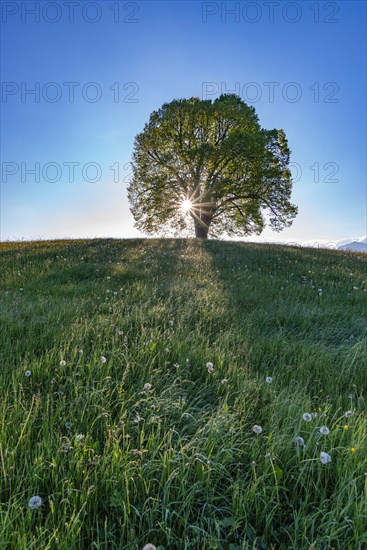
[{"xmin": 0, "ymin": 238, "xmax": 366, "ymax": 549}]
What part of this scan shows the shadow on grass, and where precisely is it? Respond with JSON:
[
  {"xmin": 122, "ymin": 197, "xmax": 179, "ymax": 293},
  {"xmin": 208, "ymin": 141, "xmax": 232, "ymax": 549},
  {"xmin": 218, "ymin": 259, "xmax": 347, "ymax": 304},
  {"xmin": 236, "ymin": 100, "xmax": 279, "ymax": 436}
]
[{"xmin": 203, "ymin": 239, "xmax": 367, "ymax": 402}]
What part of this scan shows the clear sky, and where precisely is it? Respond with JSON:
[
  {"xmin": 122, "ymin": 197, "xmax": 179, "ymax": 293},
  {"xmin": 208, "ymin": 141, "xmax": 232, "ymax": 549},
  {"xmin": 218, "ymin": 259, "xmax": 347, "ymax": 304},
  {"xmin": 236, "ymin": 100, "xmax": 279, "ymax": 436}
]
[{"xmin": 1, "ymin": 0, "xmax": 366, "ymax": 244}]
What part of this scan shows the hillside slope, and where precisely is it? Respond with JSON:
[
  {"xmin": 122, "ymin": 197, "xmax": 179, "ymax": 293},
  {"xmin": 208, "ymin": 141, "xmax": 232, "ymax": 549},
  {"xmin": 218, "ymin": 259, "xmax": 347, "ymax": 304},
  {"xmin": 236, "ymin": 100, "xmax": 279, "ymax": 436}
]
[{"xmin": 0, "ymin": 239, "xmax": 366, "ymax": 549}]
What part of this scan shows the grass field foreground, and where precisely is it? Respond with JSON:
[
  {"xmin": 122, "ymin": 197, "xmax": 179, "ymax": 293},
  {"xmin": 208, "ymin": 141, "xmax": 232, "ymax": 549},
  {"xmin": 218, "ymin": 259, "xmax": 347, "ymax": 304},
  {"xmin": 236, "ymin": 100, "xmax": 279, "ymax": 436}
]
[{"xmin": 0, "ymin": 239, "xmax": 366, "ymax": 549}]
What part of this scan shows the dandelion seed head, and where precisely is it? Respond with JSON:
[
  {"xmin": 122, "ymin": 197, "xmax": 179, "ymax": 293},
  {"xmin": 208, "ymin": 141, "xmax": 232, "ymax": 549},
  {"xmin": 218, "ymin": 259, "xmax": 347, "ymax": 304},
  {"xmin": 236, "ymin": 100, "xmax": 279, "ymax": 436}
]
[
  {"xmin": 25, "ymin": 370, "xmax": 31, "ymax": 377},
  {"xmin": 143, "ymin": 383, "xmax": 152, "ymax": 391},
  {"xmin": 101, "ymin": 356, "xmax": 107, "ymax": 364},
  {"xmin": 60, "ymin": 360, "xmax": 66, "ymax": 367},
  {"xmin": 294, "ymin": 436, "xmax": 305, "ymax": 446},
  {"xmin": 142, "ymin": 545, "xmax": 157, "ymax": 550},
  {"xmin": 206, "ymin": 362, "xmax": 214, "ymax": 373},
  {"xmin": 28, "ymin": 495, "xmax": 42, "ymax": 509},
  {"xmin": 221, "ymin": 378, "xmax": 228, "ymax": 384},
  {"xmin": 265, "ymin": 376, "xmax": 273, "ymax": 384},
  {"xmin": 76, "ymin": 434, "xmax": 85, "ymax": 442},
  {"xmin": 319, "ymin": 426, "xmax": 330, "ymax": 435},
  {"xmin": 344, "ymin": 410, "xmax": 353, "ymax": 418},
  {"xmin": 320, "ymin": 451, "xmax": 332, "ymax": 465},
  {"xmin": 303, "ymin": 413, "xmax": 312, "ymax": 422},
  {"xmin": 252, "ymin": 425, "xmax": 263, "ymax": 434}
]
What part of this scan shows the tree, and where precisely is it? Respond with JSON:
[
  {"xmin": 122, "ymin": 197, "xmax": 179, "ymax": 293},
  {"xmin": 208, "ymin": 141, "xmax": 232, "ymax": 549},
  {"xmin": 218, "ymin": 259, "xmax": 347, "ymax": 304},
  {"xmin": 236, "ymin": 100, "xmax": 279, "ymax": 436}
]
[{"xmin": 128, "ymin": 94, "xmax": 298, "ymax": 239}]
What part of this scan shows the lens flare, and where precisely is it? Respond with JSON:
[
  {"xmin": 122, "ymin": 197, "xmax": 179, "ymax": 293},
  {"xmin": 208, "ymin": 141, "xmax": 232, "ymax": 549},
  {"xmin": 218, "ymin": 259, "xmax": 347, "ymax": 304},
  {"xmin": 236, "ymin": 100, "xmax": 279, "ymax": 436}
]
[{"xmin": 181, "ymin": 199, "xmax": 192, "ymax": 212}]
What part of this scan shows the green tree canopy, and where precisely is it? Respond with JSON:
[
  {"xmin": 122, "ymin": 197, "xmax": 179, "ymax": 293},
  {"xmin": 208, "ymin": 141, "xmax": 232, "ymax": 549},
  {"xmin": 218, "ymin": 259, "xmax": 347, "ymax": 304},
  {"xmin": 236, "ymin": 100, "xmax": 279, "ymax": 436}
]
[{"xmin": 128, "ymin": 94, "xmax": 298, "ymax": 239}]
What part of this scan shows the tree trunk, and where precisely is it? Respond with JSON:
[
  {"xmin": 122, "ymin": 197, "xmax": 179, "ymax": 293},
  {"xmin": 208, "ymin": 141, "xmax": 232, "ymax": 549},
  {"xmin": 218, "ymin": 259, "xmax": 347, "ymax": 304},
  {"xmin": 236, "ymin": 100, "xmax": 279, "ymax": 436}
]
[{"xmin": 194, "ymin": 218, "xmax": 210, "ymax": 239}]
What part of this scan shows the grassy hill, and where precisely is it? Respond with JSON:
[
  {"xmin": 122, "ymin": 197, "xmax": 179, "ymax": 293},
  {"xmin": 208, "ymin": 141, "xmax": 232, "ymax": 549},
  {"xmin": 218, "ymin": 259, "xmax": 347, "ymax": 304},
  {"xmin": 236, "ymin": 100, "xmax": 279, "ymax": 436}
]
[{"xmin": 0, "ymin": 239, "xmax": 366, "ymax": 549}]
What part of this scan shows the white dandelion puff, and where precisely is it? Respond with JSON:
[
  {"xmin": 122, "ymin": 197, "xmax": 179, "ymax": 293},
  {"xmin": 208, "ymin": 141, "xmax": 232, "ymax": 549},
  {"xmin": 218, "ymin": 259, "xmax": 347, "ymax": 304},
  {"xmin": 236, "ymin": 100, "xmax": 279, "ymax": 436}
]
[
  {"xmin": 206, "ymin": 362, "xmax": 214, "ymax": 373},
  {"xmin": 143, "ymin": 383, "xmax": 152, "ymax": 391},
  {"xmin": 265, "ymin": 376, "xmax": 273, "ymax": 384},
  {"xmin": 221, "ymin": 378, "xmax": 228, "ymax": 384},
  {"xmin": 76, "ymin": 434, "xmax": 85, "ymax": 442},
  {"xmin": 142, "ymin": 545, "xmax": 157, "ymax": 550},
  {"xmin": 100, "ymin": 356, "xmax": 107, "ymax": 364},
  {"xmin": 303, "ymin": 413, "xmax": 312, "ymax": 422},
  {"xmin": 294, "ymin": 436, "xmax": 305, "ymax": 446},
  {"xmin": 320, "ymin": 451, "xmax": 332, "ymax": 465},
  {"xmin": 319, "ymin": 426, "xmax": 330, "ymax": 435},
  {"xmin": 59, "ymin": 360, "xmax": 66, "ymax": 367},
  {"xmin": 252, "ymin": 425, "xmax": 263, "ymax": 434},
  {"xmin": 344, "ymin": 410, "xmax": 353, "ymax": 418},
  {"xmin": 25, "ymin": 370, "xmax": 31, "ymax": 377},
  {"xmin": 28, "ymin": 495, "xmax": 42, "ymax": 509}
]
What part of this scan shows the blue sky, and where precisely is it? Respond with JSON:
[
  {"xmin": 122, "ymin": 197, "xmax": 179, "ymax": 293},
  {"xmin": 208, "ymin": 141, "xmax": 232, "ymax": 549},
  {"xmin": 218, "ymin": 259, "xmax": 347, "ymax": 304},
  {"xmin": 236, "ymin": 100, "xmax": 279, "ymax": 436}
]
[{"xmin": 1, "ymin": 0, "xmax": 366, "ymax": 243}]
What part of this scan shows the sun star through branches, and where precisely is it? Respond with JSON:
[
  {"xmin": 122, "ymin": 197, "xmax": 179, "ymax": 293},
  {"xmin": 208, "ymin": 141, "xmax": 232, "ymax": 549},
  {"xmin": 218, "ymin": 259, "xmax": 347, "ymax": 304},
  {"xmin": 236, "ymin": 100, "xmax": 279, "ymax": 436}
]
[{"xmin": 181, "ymin": 199, "xmax": 192, "ymax": 213}]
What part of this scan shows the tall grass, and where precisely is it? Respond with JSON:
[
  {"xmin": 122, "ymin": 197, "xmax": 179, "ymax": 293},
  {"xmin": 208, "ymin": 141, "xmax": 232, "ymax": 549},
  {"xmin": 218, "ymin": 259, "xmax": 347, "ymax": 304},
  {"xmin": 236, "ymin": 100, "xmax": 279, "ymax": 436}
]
[{"xmin": 0, "ymin": 238, "xmax": 366, "ymax": 549}]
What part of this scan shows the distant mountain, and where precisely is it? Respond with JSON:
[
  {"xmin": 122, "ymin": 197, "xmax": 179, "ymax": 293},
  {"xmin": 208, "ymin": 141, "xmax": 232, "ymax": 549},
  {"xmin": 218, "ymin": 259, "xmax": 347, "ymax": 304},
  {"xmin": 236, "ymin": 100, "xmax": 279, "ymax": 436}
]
[{"xmin": 338, "ymin": 240, "xmax": 367, "ymax": 252}]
